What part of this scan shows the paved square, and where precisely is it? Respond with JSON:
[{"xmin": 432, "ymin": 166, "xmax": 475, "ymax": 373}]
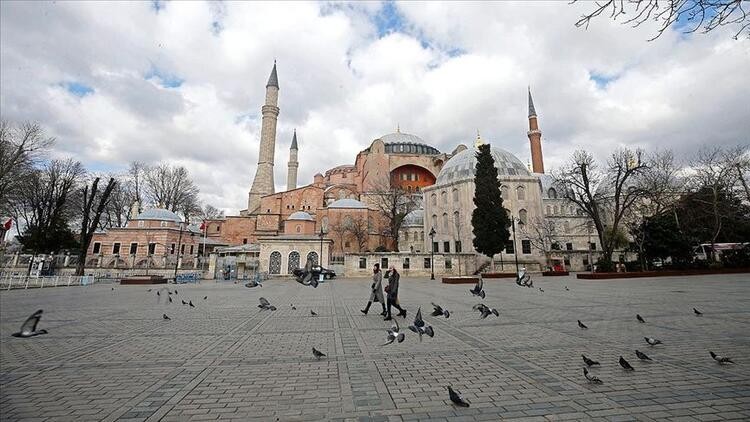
[{"xmin": 1, "ymin": 274, "xmax": 749, "ymax": 421}]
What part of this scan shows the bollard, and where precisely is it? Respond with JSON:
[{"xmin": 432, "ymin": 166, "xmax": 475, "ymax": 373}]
[
  {"xmin": 67, "ymin": 276, "xmax": 72, "ymax": 286},
  {"xmin": 40, "ymin": 278, "xmax": 44, "ymax": 288}
]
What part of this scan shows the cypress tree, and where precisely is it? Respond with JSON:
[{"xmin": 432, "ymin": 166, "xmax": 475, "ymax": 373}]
[{"xmin": 471, "ymin": 143, "xmax": 511, "ymax": 270}]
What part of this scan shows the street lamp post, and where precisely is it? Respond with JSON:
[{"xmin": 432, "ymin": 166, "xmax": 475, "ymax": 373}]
[
  {"xmin": 173, "ymin": 222, "xmax": 184, "ymax": 283},
  {"xmin": 318, "ymin": 226, "xmax": 324, "ymax": 267},
  {"xmin": 429, "ymin": 227, "xmax": 436, "ymax": 280},
  {"xmin": 511, "ymin": 216, "xmax": 520, "ymax": 278}
]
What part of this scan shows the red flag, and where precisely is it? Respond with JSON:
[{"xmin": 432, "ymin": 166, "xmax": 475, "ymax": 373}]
[
  {"xmin": 200, "ymin": 221, "xmax": 206, "ymax": 231},
  {"xmin": 2, "ymin": 218, "xmax": 11, "ymax": 231}
]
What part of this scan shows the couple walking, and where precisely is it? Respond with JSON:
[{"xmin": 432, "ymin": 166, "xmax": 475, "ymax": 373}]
[{"xmin": 361, "ymin": 263, "xmax": 406, "ymax": 321}]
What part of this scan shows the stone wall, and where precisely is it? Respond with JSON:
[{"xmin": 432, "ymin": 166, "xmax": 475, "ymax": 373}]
[{"xmin": 343, "ymin": 252, "xmax": 479, "ymax": 278}]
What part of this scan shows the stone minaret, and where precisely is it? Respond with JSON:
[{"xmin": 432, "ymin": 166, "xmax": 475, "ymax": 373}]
[
  {"xmin": 247, "ymin": 62, "xmax": 280, "ymax": 212},
  {"xmin": 527, "ymin": 87, "xmax": 544, "ymax": 174},
  {"xmin": 287, "ymin": 129, "xmax": 299, "ymax": 191}
]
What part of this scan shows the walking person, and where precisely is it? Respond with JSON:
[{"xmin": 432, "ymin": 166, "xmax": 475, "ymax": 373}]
[
  {"xmin": 361, "ymin": 263, "xmax": 386, "ymax": 316},
  {"xmin": 384, "ymin": 265, "xmax": 407, "ymax": 321}
]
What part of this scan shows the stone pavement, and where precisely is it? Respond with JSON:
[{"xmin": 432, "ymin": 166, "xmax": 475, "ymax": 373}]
[{"xmin": 1, "ymin": 274, "xmax": 749, "ymax": 422}]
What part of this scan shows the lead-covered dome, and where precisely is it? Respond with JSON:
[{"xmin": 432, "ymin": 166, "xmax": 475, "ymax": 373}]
[
  {"xmin": 436, "ymin": 147, "xmax": 530, "ymax": 185},
  {"xmin": 379, "ymin": 132, "xmax": 440, "ymax": 155},
  {"xmin": 135, "ymin": 208, "xmax": 181, "ymax": 222},
  {"xmin": 288, "ymin": 211, "xmax": 314, "ymax": 221}
]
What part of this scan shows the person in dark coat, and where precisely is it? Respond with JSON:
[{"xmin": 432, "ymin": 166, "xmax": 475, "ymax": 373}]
[
  {"xmin": 361, "ymin": 263, "xmax": 386, "ymax": 315},
  {"xmin": 384, "ymin": 265, "xmax": 406, "ymax": 321}
]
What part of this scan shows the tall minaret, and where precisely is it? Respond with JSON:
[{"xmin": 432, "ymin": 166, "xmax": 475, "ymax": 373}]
[
  {"xmin": 248, "ymin": 62, "xmax": 280, "ymax": 212},
  {"xmin": 286, "ymin": 129, "xmax": 299, "ymax": 191},
  {"xmin": 527, "ymin": 87, "xmax": 544, "ymax": 174}
]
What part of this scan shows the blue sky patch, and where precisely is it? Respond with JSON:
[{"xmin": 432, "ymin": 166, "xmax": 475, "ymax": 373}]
[
  {"xmin": 145, "ymin": 65, "xmax": 184, "ymax": 88},
  {"xmin": 590, "ymin": 72, "xmax": 618, "ymax": 88},
  {"xmin": 61, "ymin": 81, "xmax": 94, "ymax": 97},
  {"xmin": 375, "ymin": 2, "xmax": 405, "ymax": 37}
]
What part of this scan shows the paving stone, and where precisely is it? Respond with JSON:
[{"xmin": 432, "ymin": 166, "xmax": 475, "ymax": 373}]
[{"xmin": 0, "ymin": 274, "xmax": 748, "ymax": 421}]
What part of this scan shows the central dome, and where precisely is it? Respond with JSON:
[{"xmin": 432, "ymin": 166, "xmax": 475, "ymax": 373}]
[
  {"xmin": 379, "ymin": 132, "xmax": 440, "ymax": 155},
  {"xmin": 436, "ymin": 146, "xmax": 530, "ymax": 185}
]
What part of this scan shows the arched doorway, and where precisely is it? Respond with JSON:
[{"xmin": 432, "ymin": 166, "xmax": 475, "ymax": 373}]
[
  {"xmin": 306, "ymin": 251, "xmax": 319, "ymax": 266},
  {"xmin": 288, "ymin": 251, "xmax": 300, "ymax": 273},
  {"xmin": 269, "ymin": 251, "xmax": 281, "ymax": 274}
]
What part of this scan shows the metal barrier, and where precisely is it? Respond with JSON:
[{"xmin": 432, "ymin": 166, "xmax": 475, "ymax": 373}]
[
  {"xmin": 0, "ymin": 275, "xmax": 97, "ymax": 290},
  {"xmin": 175, "ymin": 272, "xmax": 201, "ymax": 284}
]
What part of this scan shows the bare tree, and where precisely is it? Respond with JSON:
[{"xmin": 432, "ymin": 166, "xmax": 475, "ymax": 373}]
[
  {"xmin": 689, "ymin": 145, "xmax": 748, "ymax": 261},
  {"xmin": 553, "ymin": 148, "xmax": 648, "ymax": 270},
  {"xmin": 143, "ymin": 164, "xmax": 200, "ymax": 219},
  {"xmin": 572, "ymin": 0, "xmax": 749, "ymax": 40},
  {"xmin": 10, "ymin": 159, "xmax": 85, "ymax": 253},
  {"xmin": 522, "ymin": 217, "xmax": 563, "ymax": 270},
  {"xmin": 0, "ymin": 121, "xmax": 54, "ymax": 213},
  {"xmin": 366, "ymin": 176, "xmax": 418, "ymax": 249},
  {"xmin": 329, "ymin": 222, "xmax": 348, "ymax": 254},
  {"xmin": 344, "ymin": 215, "xmax": 369, "ymax": 252},
  {"xmin": 197, "ymin": 204, "xmax": 224, "ymax": 221},
  {"xmin": 75, "ymin": 177, "xmax": 117, "ymax": 276}
]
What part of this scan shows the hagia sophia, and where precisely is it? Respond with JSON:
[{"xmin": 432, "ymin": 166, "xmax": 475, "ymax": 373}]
[{"xmin": 87, "ymin": 63, "xmax": 599, "ymax": 278}]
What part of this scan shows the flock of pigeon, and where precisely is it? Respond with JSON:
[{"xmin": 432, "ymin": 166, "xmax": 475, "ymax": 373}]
[
  {"xmin": 9, "ymin": 276, "xmax": 737, "ymax": 411},
  {"xmin": 579, "ymin": 306, "xmax": 735, "ymax": 386}
]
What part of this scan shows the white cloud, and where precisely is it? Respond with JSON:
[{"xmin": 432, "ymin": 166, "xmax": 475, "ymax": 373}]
[{"xmin": 1, "ymin": 1, "xmax": 747, "ymax": 212}]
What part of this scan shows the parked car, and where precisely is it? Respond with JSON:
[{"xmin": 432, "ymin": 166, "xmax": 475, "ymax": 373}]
[{"xmin": 292, "ymin": 265, "xmax": 336, "ymax": 280}]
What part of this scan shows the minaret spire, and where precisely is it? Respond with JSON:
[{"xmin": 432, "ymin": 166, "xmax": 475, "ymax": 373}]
[
  {"xmin": 247, "ymin": 62, "xmax": 281, "ymax": 212},
  {"xmin": 527, "ymin": 86, "xmax": 544, "ymax": 173},
  {"xmin": 287, "ymin": 129, "xmax": 299, "ymax": 191}
]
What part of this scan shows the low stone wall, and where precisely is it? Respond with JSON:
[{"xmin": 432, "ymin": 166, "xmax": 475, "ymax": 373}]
[
  {"xmin": 543, "ymin": 271, "xmax": 570, "ymax": 277},
  {"xmin": 482, "ymin": 272, "xmax": 517, "ymax": 278},
  {"xmin": 343, "ymin": 253, "xmax": 479, "ymax": 277},
  {"xmin": 442, "ymin": 276, "xmax": 480, "ymax": 284},
  {"xmin": 577, "ymin": 268, "xmax": 750, "ymax": 279}
]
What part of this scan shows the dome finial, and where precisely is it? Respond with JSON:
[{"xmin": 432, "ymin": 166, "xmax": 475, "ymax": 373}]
[
  {"xmin": 474, "ymin": 130, "xmax": 484, "ymax": 149},
  {"xmin": 396, "ymin": 123, "xmax": 400, "ymax": 133}
]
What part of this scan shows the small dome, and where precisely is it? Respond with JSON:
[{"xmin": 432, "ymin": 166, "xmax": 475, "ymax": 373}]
[
  {"xmin": 328, "ymin": 198, "xmax": 367, "ymax": 209},
  {"xmin": 436, "ymin": 146, "xmax": 530, "ymax": 185},
  {"xmin": 402, "ymin": 209, "xmax": 424, "ymax": 227},
  {"xmin": 288, "ymin": 211, "xmax": 314, "ymax": 221},
  {"xmin": 135, "ymin": 208, "xmax": 181, "ymax": 222}
]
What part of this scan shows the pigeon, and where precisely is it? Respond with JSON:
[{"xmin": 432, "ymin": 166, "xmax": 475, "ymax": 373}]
[
  {"xmin": 582, "ymin": 354, "xmax": 600, "ymax": 367},
  {"xmin": 637, "ymin": 314, "xmax": 646, "ymax": 323},
  {"xmin": 539, "ymin": 287, "xmax": 544, "ymax": 293},
  {"xmin": 578, "ymin": 320, "xmax": 588, "ymax": 329},
  {"xmin": 447, "ymin": 386, "xmax": 470, "ymax": 407},
  {"xmin": 163, "ymin": 314, "xmax": 171, "ymax": 320},
  {"xmin": 310, "ymin": 310, "xmax": 317, "ymax": 316},
  {"xmin": 168, "ymin": 296, "xmax": 173, "ymax": 303},
  {"xmin": 245, "ymin": 279, "xmax": 262, "ymax": 288},
  {"xmin": 472, "ymin": 304, "xmax": 499, "ymax": 319},
  {"xmin": 174, "ymin": 289, "xmax": 178, "ymax": 295},
  {"xmin": 693, "ymin": 307, "xmax": 703, "ymax": 316},
  {"xmin": 147, "ymin": 289, "xmax": 152, "ymax": 292},
  {"xmin": 111, "ymin": 287, "xmax": 114, "ymax": 291},
  {"xmin": 291, "ymin": 304, "xmax": 296, "ymax": 310},
  {"xmin": 189, "ymin": 300, "xmax": 194, "ymax": 308},
  {"xmin": 203, "ymin": 296, "xmax": 207, "ymax": 300},
  {"xmin": 565, "ymin": 286, "xmax": 570, "ymax": 291},
  {"xmin": 710, "ymin": 351, "xmax": 734, "ymax": 364},
  {"xmin": 635, "ymin": 350, "xmax": 652, "ymax": 361},
  {"xmin": 182, "ymin": 300, "xmax": 188, "ymax": 305},
  {"xmin": 583, "ymin": 367, "xmax": 603, "ymax": 384},
  {"xmin": 431, "ymin": 303, "xmax": 450, "ymax": 318},
  {"xmin": 469, "ymin": 278, "xmax": 485, "ymax": 299},
  {"xmin": 258, "ymin": 297, "xmax": 277, "ymax": 311},
  {"xmin": 312, "ymin": 347, "xmax": 326, "ymax": 360},
  {"xmin": 157, "ymin": 291, "xmax": 161, "ymax": 296},
  {"xmin": 644, "ymin": 336, "xmax": 662, "ymax": 346},
  {"xmin": 383, "ymin": 319, "xmax": 406, "ymax": 345},
  {"xmin": 11, "ymin": 310, "xmax": 48, "ymax": 338},
  {"xmin": 408, "ymin": 308, "xmax": 434, "ymax": 341},
  {"xmin": 619, "ymin": 356, "xmax": 635, "ymax": 371}
]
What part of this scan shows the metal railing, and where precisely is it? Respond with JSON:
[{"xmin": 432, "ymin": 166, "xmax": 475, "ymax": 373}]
[{"xmin": 0, "ymin": 275, "xmax": 97, "ymax": 290}]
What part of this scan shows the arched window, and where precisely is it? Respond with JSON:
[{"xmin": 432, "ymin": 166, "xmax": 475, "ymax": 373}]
[
  {"xmin": 442, "ymin": 213, "xmax": 449, "ymax": 231},
  {"xmin": 432, "ymin": 214, "xmax": 437, "ymax": 228},
  {"xmin": 431, "ymin": 193, "xmax": 437, "ymax": 206},
  {"xmin": 548, "ymin": 188, "xmax": 557, "ymax": 199},
  {"xmin": 454, "ymin": 211, "xmax": 460, "ymax": 231},
  {"xmin": 343, "ymin": 216, "xmax": 353, "ymax": 227},
  {"xmin": 501, "ymin": 186, "xmax": 510, "ymax": 199},
  {"xmin": 269, "ymin": 251, "xmax": 281, "ymax": 274},
  {"xmin": 288, "ymin": 251, "xmax": 300, "ymax": 272},
  {"xmin": 441, "ymin": 191, "xmax": 447, "ymax": 204},
  {"xmin": 516, "ymin": 186, "xmax": 526, "ymax": 200},
  {"xmin": 563, "ymin": 221, "xmax": 570, "ymax": 233},
  {"xmin": 554, "ymin": 205, "xmax": 559, "ymax": 214},
  {"xmin": 420, "ymin": 231, "xmax": 424, "ymax": 241},
  {"xmin": 295, "ymin": 225, "xmax": 301, "ymax": 233},
  {"xmin": 404, "ymin": 231, "xmax": 409, "ymax": 241},
  {"xmin": 546, "ymin": 205, "xmax": 551, "ymax": 215},
  {"xmin": 519, "ymin": 209, "xmax": 528, "ymax": 224},
  {"xmin": 306, "ymin": 251, "xmax": 319, "ymax": 265},
  {"xmin": 452, "ymin": 188, "xmax": 459, "ymax": 202},
  {"xmin": 321, "ymin": 216, "xmax": 329, "ymax": 233}
]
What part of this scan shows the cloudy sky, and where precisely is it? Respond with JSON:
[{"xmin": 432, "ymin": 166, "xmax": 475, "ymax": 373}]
[{"xmin": 1, "ymin": 1, "xmax": 748, "ymax": 213}]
